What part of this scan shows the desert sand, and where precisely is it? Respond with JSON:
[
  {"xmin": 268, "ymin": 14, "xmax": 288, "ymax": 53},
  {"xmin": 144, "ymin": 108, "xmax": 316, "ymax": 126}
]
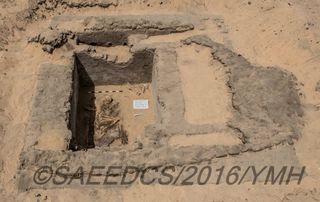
[{"xmin": 0, "ymin": 0, "xmax": 320, "ymax": 201}]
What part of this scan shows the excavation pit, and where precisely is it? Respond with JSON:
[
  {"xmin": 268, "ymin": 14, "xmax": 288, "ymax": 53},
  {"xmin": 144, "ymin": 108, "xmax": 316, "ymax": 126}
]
[
  {"xmin": 69, "ymin": 48, "xmax": 156, "ymax": 150},
  {"xmin": 19, "ymin": 21, "xmax": 305, "ymax": 189}
]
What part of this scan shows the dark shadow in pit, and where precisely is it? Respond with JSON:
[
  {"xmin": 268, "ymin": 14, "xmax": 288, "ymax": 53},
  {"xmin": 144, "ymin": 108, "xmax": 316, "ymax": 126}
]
[
  {"xmin": 69, "ymin": 56, "xmax": 95, "ymax": 151},
  {"xmin": 75, "ymin": 49, "xmax": 154, "ymax": 85},
  {"xmin": 69, "ymin": 49, "xmax": 155, "ymax": 151}
]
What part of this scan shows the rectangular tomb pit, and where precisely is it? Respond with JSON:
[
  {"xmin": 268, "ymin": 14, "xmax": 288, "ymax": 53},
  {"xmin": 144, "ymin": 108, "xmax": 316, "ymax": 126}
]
[{"xmin": 69, "ymin": 48, "xmax": 156, "ymax": 150}]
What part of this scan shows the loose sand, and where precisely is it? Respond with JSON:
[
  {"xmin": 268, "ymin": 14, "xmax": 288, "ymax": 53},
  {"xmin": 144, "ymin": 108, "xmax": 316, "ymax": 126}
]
[{"xmin": 0, "ymin": 0, "xmax": 320, "ymax": 201}]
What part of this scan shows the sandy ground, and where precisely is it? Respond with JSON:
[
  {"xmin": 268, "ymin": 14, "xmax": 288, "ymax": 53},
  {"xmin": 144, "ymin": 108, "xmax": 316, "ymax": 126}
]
[
  {"xmin": 169, "ymin": 132, "xmax": 241, "ymax": 146},
  {"xmin": 177, "ymin": 44, "xmax": 232, "ymax": 125},
  {"xmin": 0, "ymin": 0, "xmax": 320, "ymax": 201},
  {"xmin": 94, "ymin": 83, "xmax": 155, "ymax": 145}
]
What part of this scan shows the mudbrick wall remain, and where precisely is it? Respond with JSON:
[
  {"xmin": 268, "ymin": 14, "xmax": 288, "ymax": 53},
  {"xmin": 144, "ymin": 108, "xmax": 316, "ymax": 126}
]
[{"xmin": 19, "ymin": 16, "xmax": 304, "ymax": 190}]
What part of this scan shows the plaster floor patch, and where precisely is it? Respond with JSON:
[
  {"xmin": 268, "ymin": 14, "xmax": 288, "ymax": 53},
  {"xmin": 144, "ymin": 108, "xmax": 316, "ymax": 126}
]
[{"xmin": 177, "ymin": 44, "xmax": 232, "ymax": 125}]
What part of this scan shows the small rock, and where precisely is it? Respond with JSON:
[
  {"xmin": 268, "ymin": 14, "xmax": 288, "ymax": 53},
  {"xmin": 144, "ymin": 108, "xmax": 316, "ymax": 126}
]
[
  {"xmin": 215, "ymin": 146, "xmax": 228, "ymax": 158},
  {"xmin": 69, "ymin": 33, "xmax": 76, "ymax": 39},
  {"xmin": 133, "ymin": 141, "xmax": 143, "ymax": 150},
  {"xmin": 107, "ymin": 55, "xmax": 118, "ymax": 63},
  {"xmin": 45, "ymin": 0, "xmax": 58, "ymax": 9},
  {"xmin": 28, "ymin": 34, "xmax": 40, "ymax": 43},
  {"xmin": 38, "ymin": 30, "xmax": 68, "ymax": 48},
  {"xmin": 87, "ymin": 46, "xmax": 96, "ymax": 53},
  {"xmin": 227, "ymin": 146, "xmax": 241, "ymax": 155},
  {"xmin": 287, "ymin": 138, "xmax": 294, "ymax": 145},
  {"xmin": 42, "ymin": 45, "xmax": 54, "ymax": 54},
  {"xmin": 251, "ymin": 144, "xmax": 265, "ymax": 152}
]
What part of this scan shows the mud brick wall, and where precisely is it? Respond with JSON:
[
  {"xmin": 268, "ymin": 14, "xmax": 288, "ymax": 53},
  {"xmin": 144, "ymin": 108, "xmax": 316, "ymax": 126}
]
[{"xmin": 23, "ymin": 62, "xmax": 74, "ymax": 151}]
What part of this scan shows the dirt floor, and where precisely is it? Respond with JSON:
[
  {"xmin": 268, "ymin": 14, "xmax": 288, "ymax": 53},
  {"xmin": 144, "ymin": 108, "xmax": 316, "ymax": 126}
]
[
  {"xmin": 94, "ymin": 83, "xmax": 155, "ymax": 146},
  {"xmin": 0, "ymin": 0, "xmax": 320, "ymax": 202}
]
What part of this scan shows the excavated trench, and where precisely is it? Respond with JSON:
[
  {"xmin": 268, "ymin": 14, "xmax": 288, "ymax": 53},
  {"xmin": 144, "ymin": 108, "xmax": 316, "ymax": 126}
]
[
  {"xmin": 18, "ymin": 12, "xmax": 306, "ymax": 188},
  {"xmin": 69, "ymin": 47, "xmax": 155, "ymax": 150}
]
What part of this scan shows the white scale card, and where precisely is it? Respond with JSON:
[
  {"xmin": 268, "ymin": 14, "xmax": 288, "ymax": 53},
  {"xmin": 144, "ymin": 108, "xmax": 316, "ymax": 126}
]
[{"xmin": 133, "ymin": 99, "xmax": 149, "ymax": 109}]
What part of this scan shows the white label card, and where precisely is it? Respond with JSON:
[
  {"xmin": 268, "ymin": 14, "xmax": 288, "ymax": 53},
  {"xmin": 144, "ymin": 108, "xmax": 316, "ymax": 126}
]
[{"xmin": 133, "ymin": 99, "xmax": 149, "ymax": 109}]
